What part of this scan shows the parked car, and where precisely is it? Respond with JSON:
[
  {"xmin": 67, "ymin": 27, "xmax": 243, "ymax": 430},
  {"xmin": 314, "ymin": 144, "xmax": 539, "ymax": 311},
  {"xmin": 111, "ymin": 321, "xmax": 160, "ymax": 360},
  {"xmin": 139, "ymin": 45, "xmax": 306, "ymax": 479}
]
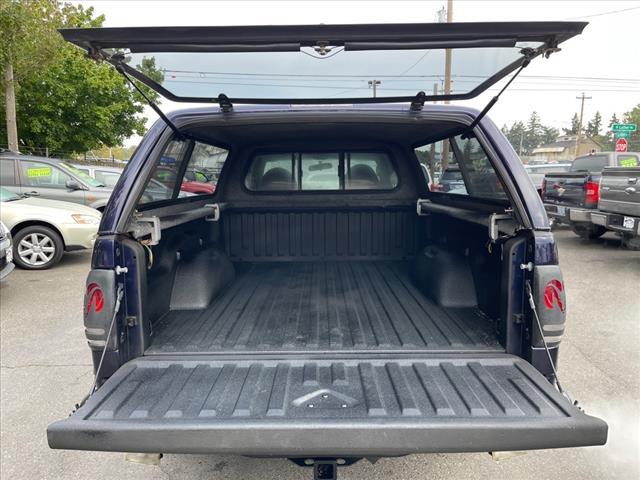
[
  {"xmin": 0, "ymin": 152, "xmax": 113, "ymax": 211},
  {"xmin": 0, "ymin": 221, "xmax": 14, "ymax": 280},
  {"xmin": 0, "ymin": 187, "xmax": 100, "ymax": 269},
  {"xmin": 591, "ymin": 166, "xmax": 640, "ymax": 250},
  {"xmin": 48, "ymin": 22, "xmax": 607, "ymax": 475},
  {"xmin": 525, "ymin": 162, "xmax": 571, "ymax": 194},
  {"xmin": 73, "ymin": 165, "xmax": 123, "ymax": 188},
  {"xmin": 153, "ymin": 166, "xmax": 216, "ymax": 194},
  {"xmin": 432, "ymin": 166, "xmax": 465, "ymax": 192},
  {"xmin": 419, "ymin": 163, "xmax": 434, "ymax": 190},
  {"xmin": 542, "ymin": 152, "xmax": 640, "ymax": 238}
]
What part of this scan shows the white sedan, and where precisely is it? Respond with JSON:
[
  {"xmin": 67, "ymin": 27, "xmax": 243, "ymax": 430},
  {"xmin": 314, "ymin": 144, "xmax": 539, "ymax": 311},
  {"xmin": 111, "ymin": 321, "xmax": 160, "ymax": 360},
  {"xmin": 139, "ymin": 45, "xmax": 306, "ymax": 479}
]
[{"xmin": 0, "ymin": 187, "xmax": 100, "ymax": 270}]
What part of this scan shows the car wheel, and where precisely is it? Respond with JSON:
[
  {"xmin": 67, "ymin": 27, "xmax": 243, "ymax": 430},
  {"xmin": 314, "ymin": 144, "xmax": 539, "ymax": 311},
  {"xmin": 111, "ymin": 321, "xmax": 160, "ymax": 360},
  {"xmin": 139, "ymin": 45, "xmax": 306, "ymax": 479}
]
[
  {"xmin": 569, "ymin": 222, "xmax": 607, "ymax": 240},
  {"xmin": 13, "ymin": 226, "xmax": 64, "ymax": 270}
]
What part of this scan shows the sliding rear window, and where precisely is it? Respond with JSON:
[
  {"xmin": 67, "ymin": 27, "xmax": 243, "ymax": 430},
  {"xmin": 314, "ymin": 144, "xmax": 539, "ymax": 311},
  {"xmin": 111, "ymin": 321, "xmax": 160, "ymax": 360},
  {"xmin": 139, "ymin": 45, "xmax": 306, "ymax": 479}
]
[{"xmin": 245, "ymin": 151, "xmax": 398, "ymax": 191}]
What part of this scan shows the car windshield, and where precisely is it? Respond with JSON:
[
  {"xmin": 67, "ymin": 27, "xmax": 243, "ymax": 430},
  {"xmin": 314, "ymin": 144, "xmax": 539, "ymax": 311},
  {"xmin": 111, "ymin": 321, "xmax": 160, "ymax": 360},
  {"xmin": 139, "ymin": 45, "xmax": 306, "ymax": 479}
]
[
  {"xmin": 59, "ymin": 162, "xmax": 105, "ymax": 187},
  {"xmin": 0, "ymin": 187, "xmax": 21, "ymax": 202}
]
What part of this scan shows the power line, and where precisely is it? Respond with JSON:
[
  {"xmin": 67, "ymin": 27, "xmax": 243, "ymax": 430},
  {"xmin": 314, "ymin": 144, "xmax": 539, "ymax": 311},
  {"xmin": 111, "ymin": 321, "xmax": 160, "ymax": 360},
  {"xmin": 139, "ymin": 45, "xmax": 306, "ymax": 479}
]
[
  {"xmin": 563, "ymin": 5, "xmax": 640, "ymax": 20},
  {"xmin": 397, "ymin": 51, "xmax": 431, "ymax": 76}
]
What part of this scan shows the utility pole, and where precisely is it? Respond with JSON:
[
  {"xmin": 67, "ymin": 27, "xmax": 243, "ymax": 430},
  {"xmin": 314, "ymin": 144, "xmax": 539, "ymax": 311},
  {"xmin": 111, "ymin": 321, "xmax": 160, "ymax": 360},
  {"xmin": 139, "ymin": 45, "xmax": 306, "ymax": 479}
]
[
  {"xmin": 440, "ymin": 0, "xmax": 453, "ymax": 170},
  {"xmin": 368, "ymin": 79, "xmax": 381, "ymax": 98},
  {"xmin": 519, "ymin": 131, "xmax": 524, "ymax": 156},
  {"xmin": 429, "ymin": 83, "xmax": 438, "ymax": 178},
  {"xmin": 575, "ymin": 92, "xmax": 592, "ymax": 156},
  {"xmin": 4, "ymin": 64, "xmax": 19, "ymax": 152},
  {"xmin": 443, "ymin": 0, "xmax": 453, "ymax": 103}
]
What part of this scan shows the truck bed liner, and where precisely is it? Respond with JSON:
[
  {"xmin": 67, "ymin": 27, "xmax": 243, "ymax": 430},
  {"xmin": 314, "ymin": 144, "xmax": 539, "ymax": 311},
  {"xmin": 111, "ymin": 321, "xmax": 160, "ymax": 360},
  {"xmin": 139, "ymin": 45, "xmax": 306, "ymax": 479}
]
[{"xmin": 147, "ymin": 261, "xmax": 500, "ymax": 354}]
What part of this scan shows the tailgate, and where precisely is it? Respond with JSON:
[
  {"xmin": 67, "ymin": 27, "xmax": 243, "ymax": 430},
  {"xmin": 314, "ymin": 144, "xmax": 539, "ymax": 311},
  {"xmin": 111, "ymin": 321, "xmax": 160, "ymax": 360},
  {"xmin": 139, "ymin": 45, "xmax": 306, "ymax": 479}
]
[
  {"xmin": 599, "ymin": 167, "xmax": 640, "ymax": 217},
  {"xmin": 48, "ymin": 355, "xmax": 607, "ymax": 455},
  {"xmin": 543, "ymin": 173, "xmax": 587, "ymax": 206}
]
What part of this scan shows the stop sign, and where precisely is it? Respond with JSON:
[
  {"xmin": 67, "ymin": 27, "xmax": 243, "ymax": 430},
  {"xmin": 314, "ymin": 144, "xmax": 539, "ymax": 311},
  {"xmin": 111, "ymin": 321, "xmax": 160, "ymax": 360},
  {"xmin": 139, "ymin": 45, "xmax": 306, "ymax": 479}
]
[{"xmin": 615, "ymin": 138, "xmax": 628, "ymax": 152}]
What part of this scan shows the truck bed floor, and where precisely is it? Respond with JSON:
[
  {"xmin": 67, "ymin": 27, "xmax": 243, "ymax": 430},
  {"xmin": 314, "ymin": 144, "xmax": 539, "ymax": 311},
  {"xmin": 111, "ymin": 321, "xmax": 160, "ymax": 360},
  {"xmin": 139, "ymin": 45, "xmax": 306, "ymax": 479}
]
[{"xmin": 147, "ymin": 261, "xmax": 501, "ymax": 354}]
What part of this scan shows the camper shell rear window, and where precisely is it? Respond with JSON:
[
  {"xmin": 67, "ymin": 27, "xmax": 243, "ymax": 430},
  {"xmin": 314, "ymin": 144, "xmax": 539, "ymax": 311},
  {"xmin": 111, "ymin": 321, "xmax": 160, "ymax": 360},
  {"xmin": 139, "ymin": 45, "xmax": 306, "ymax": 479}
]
[{"xmin": 245, "ymin": 151, "xmax": 398, "ymax": 192}]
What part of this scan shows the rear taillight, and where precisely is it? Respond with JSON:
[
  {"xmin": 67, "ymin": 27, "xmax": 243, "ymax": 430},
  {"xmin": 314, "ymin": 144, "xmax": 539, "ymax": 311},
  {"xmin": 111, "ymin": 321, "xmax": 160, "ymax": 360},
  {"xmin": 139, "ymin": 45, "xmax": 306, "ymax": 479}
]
[
  {"xmin": 86, "ymin": 282, "xmax": 105, "ymax": 316},
  {"xmin": 585, "ymin": 180, "xmax": 600, "ymax": 207},
  {"xmin": 541, "ymin": 178, "xmax": 547, "ymax": 200}
]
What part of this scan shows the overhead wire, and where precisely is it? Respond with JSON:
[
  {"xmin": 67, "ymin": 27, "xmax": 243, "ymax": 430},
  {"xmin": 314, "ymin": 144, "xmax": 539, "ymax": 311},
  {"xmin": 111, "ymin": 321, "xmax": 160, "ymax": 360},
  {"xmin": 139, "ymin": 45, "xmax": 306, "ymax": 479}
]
[{"xmin": 563, "ymin": 5, "xmax": 640, "ymax": 20}]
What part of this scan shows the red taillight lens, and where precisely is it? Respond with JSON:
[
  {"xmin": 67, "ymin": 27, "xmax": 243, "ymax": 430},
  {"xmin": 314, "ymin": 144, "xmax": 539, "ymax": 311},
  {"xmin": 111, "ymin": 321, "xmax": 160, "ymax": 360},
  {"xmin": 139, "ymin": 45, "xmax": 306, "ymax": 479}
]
[
  {"xmin": 86, "ymin": 282, "xmax": 104, "ymax": 316},
  {"xmin": 585, "ymin": 180, "xmax": 600, "ymax": 207},
  {"xmin": 541, "ymin": 178, "xmax": 547, "ymax": 200}
]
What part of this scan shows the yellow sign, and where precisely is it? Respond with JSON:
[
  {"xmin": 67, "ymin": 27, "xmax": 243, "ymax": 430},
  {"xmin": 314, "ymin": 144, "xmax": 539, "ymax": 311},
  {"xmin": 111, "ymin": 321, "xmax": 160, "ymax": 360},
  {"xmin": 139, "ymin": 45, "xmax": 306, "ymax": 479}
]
[
  {"xmin": 26, "ymin": 167, "xmax": 52, "ymax": 178},
  {"xmin": 619, "ymin": 157, "xmax": 639, "ymax": 168}
]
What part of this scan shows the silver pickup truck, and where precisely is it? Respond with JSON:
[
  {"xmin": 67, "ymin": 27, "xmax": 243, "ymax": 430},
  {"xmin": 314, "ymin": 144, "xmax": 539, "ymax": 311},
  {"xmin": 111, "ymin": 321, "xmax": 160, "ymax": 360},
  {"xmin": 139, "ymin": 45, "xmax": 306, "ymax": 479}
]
[{"xmin": 591, "ymin": 166, "xmax": 640, "ymax": 249}]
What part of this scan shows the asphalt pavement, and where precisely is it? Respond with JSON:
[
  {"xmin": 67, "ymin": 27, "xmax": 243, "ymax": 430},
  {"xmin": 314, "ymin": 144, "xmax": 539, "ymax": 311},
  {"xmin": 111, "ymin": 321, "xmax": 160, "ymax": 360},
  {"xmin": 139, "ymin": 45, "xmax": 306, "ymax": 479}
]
[{"xmin": 1, "ymin": 229, "xmax": 639, "ymax": 480}]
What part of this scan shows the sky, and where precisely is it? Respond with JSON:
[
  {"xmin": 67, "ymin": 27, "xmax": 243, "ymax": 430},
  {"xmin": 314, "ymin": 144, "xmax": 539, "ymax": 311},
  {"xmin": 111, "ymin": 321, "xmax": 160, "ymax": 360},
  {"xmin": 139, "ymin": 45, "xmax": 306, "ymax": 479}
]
[{"xmin": 74, "ymin": 0, "xmax": 640, "ymax": 145}]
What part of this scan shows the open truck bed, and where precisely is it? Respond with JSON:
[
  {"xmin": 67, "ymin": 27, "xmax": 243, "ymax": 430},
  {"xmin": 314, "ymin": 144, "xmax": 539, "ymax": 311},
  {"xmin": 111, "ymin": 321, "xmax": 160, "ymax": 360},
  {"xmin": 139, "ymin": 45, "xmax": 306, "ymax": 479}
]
[
  {"xmin": 51, "ymin": 260, "xmax": 602, "ymax": 457},
  {"xmin": 148, "ymin": 261, "xmax": 501, "ymax": 354}
]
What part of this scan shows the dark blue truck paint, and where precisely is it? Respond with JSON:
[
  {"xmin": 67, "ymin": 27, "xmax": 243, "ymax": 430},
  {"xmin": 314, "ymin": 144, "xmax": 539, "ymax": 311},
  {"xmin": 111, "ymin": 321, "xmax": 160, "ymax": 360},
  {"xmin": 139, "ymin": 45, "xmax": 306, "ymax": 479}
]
[
  {"xmin": 48, "ymin": 22, "xmax": 606, "ymax": 463},
  {"xmin": 47, "ymin": 105, "xmax": 607, "ymax": 458}
]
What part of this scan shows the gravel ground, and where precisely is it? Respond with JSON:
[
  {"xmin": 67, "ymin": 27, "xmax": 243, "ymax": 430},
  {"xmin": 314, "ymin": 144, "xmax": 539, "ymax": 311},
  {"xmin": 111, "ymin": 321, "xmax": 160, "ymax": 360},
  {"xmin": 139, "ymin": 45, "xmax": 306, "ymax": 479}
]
[{"xmin": 1, "ymin": 228, "xmax": 639, "ymax": 480}]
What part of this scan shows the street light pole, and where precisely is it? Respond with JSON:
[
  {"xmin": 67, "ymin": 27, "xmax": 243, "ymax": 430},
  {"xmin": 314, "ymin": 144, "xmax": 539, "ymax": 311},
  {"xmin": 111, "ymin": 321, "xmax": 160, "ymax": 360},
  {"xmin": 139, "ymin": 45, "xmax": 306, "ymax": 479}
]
[{"xmin": 368, "ymin": 79, "xmax": 381, "ymax": 98}]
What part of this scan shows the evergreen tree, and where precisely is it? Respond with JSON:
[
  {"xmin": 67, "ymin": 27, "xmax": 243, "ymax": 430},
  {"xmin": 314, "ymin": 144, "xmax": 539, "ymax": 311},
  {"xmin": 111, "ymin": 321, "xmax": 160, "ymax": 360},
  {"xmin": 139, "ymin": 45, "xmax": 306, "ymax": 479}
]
[
  {"xmin": 562, "ymin": 113, "xmax": 580, "ymax": 135},
  {"xmin": 585, "ymin": 111, "xmax": 602, "ymax": 138}
]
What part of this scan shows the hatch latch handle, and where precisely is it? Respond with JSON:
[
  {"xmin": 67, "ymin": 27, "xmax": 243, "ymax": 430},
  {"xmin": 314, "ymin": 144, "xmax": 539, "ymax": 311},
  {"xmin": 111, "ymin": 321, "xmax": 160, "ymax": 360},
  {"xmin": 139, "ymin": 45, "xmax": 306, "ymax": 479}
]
[
  {"xmin": 410, "ymin": 91, "xmax": 427, "ymax": 112},
  {"xmin": 218, "ymin": 94, "xmax": 233, "ymax": 113}
]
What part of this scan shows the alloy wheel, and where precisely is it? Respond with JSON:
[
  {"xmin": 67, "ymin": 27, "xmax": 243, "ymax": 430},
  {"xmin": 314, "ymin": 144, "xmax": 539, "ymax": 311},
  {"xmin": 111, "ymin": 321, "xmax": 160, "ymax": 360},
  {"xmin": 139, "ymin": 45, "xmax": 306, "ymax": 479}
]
[{"xmin": 17, "ymin": 233, "xmax": 56, "ymax": 266}]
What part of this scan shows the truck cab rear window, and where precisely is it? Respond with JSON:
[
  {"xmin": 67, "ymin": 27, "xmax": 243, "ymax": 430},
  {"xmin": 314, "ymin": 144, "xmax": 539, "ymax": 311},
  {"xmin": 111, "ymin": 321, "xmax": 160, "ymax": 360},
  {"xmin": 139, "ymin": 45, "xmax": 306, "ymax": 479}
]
[
  {"xmin": 245, "ymin": 151, "xmax": 398, "ymax": 191},
  {"xmin": 570, "ymin": 155, "xmax": 608, "ymax": 172}
]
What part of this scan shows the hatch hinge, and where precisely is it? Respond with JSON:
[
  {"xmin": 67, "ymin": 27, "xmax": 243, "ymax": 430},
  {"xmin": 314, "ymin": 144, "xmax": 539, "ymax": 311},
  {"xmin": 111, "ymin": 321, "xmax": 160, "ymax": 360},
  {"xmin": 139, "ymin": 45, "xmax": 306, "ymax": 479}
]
[
  {"xmin": 217, "ymin": 94, "xmax": 233, "ymax": 113},
  {"xmin": 410, "ymin": 91, "xmax": 427, "ymax": 112},
  {"xmin": 112, "ymin": 58, "xmax": 185, "ymax": 140},
  {"xmin": 86, "ymin": 46, "xmax": 111, "ymax": 63},
  {"xmin": 542, "ymin": 38, "xmax": 561, "ymax": 59}
]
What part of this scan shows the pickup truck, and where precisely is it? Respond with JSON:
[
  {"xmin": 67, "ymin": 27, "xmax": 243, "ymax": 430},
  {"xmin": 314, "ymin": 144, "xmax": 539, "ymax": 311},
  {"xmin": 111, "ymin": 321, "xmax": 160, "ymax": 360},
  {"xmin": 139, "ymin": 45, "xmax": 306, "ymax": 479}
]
[
  {"xmin": 46, "ymin": 22, "xmax": 607, "ymax": 478},
  {"xmin": 542, "ymin": 151, "xmax": 640, "ymax": 239},
  {"xmin": 591, "ymin": 166, "xmax": 640, "ymax": 249}
]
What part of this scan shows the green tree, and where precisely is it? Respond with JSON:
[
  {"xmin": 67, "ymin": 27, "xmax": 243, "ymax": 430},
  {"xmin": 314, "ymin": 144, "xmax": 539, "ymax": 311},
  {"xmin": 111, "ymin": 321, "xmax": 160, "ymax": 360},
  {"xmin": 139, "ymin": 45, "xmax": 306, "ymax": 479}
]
[
  {"xmin": 585, "ymin": 111, "xmax": 602, "ymax": 138},
  {"xmin": 607, "ymin": 113, "xmax": 619, "ymax": 129},
  {"xmin": 0, "ymin": 3, "xmax": 163, "ymax": 155},
  {"xmin": 622, "ymin": 104, "xmax": 640, "ymax": 152},
  {"xmin": 502, "ymin": 113, "xmax": 561, "ymax": 156},
  {"xmin": 600, "ymin": 113, "xmax": 621, "ymax": 149},
  {"xmin": 562, "ymin": 113, "xmax": 580, "ymax": 135},
  {"xmin": 541, "ymin": 125, "xmax": 559, "ymax": 145},
  {"xmin": 502, "ymin": 120, "xmax": 527, "ymax": 154},
  {"xmin": 0, "ymin": 0, "xmax": 60, "ymax": 151}
]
